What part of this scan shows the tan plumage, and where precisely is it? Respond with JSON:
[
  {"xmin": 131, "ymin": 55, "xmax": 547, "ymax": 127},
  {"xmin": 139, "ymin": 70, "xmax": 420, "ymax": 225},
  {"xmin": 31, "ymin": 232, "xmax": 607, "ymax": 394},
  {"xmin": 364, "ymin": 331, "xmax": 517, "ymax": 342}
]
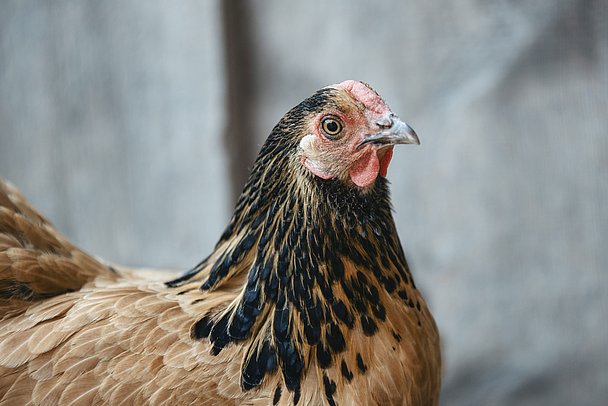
[{"xmin": 0, "ymin": 81, "xmax": 441, "ymax": 405}]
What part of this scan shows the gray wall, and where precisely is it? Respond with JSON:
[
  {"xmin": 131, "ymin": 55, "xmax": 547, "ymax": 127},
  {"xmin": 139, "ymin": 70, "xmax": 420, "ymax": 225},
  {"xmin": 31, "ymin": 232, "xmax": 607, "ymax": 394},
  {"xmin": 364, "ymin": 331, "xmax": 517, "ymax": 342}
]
[
  {"xmin": 0, "ymin": 1, "xmax": 229, "ymax": 267},
  {"xmin": 1, "ymin": 1, "xmax": 606, "ymax": 405}
]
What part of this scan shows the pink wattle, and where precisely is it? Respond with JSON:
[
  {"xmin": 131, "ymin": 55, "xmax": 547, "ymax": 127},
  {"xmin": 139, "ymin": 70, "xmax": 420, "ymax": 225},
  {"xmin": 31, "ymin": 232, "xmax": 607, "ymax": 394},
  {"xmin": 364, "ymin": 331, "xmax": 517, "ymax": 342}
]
[
  {"xmin": 379, "ymin": 146, "xmax": 394, "ymax": 177},
  {"xmin": 350, "ymin": 149, "xmax": 380, "ymax": 187}
]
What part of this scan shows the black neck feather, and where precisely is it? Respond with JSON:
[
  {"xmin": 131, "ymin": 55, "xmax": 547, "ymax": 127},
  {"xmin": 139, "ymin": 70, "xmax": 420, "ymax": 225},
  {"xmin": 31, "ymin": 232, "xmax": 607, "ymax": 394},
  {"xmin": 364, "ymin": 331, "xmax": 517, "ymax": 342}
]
[{"xmin": 167, "ymin": 89, "xmax": 415, "ymax": 396}]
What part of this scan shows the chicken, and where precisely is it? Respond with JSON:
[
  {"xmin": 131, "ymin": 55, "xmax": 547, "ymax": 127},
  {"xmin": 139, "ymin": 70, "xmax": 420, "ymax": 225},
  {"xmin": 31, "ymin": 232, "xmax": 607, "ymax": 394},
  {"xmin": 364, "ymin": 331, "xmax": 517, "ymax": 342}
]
[{"xmin": 0, "ymin": 80, "xmax": 441, "ymax": 405}]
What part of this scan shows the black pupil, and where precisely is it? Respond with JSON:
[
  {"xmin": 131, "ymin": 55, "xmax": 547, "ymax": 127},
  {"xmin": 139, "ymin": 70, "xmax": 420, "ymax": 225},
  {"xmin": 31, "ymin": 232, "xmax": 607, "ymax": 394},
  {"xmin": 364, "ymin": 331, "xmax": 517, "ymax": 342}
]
[{"xmin": 325, "ymin": 120, "xmax": 339, "ymax": 133}]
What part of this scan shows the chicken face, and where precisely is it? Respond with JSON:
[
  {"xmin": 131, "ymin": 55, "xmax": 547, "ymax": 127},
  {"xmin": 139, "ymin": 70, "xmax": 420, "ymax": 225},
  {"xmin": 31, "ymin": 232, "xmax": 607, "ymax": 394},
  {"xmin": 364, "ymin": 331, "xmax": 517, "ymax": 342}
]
[{"xmin": 299, "ymin": 80, "xmax": 419, "ymax": 188}]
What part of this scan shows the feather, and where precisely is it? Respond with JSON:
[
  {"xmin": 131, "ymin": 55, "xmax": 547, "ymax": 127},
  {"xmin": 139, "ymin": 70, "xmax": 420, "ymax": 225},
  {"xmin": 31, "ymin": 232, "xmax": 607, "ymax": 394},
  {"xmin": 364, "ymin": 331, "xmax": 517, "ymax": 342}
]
[{"xmin": 0, "ymin": 81, "xmax": 441, "ymax": 404}]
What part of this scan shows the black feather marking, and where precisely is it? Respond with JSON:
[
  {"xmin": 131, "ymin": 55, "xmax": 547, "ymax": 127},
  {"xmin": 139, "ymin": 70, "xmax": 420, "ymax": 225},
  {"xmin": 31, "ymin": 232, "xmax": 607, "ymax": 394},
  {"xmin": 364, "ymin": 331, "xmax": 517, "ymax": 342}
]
[
  {"xmin": 265, "ymin": 271, "xmax": 279, "ymax": 302},
  {"xmin": 332, "ymin": 300, "xmax": 354, "ymax": 329},
  {"xmin": 165, "ymin": 265, "xmax": 202, "ymax": 287},
  {"xmin": 350, "ymin": 293, "xmax": 367, "ymax": 314},
  {"xmin": 209, "ymin": 309, "xmax": 244, "ymax": 355},
  {"xmin": 341, "ymin": 359, "xmax": 354, "ymax": 382},
  {"xmin": 330, "ymin": 255, "xmax": 344, "ymax": 281},
  {"xmin": 231, "ymin": 230, "xmax": 256, "ymax": 263},
  {"xmin": 219, "ymin": 221, "xmax": 235, "ymax": 242},
  {"xmin": 0, "ymin": 281, "xmax": 60, "ymax": 300},
  {"xmin": 302, "ymin": 306, "xmax": 321, "ymax": 345},
  {"xmin": 371, "ymin": 302, "xmax": 386, "ymax": 321},
  {"xmin": 380, "ymin": 254, "xmax": 392, "ymax": 270},
  {"xmin": 278, "ymin": 244, "xmax": 290, "ymax": 279},
  {"xmin": 273, "ymin": 307, "xmax": 290, "ymax": 341},
  {"xmin": 369, "ymin": 259, "xmax": 391, "ymax": 291},
  {"xmin": 378, "ymin": 275, "xmax": 397, "ymax": 294},
  {"xmin": 191, "ymin": 315, "xmax": 213, "ymax": 339},
  {"xmin": 315, "ymin": 270, "xmax": 334, "ymax": 302},
  {"xmin": 251, "ymin": 210, "xmax": 267, "ymax": 230},
  {"xmin": 289, "ymin": 275, "xmax": 303, "ymax": 310},
  {"xmin": 356, "ymin": 353, "xmax": 367, "ymax": 373},
  {"xmin": 340, "ymin": 280, "xmax": 353, "ymax": 300},
  {"xmin": 316, "ymin": 342, "xmax": 332, "ymax": 368},
  {"xmin": 397, "ymin": 289, "xmax": 408, "ymax": 301},
  {"xmin": 200, "ymin": 278, "xmax": 214, "ymax": 291},
  {"xmin": 307, "ymin": 230, "xmax": 321, "ymax": 258},
  {"xmin": 349, "ymin": 247, "xmax": 366, "ymax": 267},
  {"xmin": 360, "ymin": 314, "xmax": 378, "ymax": 336},
  {"xmin": 357, "ymin": 232, "xmax": 378, "ymax": 261},
  {"xmin": 323, "ymin": 374, "xmax": 337, "ymax": 406},
  {"xmin": 273, "ymin": 383, "xmax": 282, "ymax": 405},
  {"xmin": 242, "ymin": 338, "xmax": 278, "ymax": 390},
  {"xmin": 242, "ymin": 283, "xmax": 261, "ymax": 309},
  {"xmin": 228, "ymin": 304, "xmax": 256, "ymax": 340},
  {"xmin": 293, "ymin": 387, "xmax": 301, "ymax": 405},
  {"xmin": 381, "ymin": 273, "xmax": 397, "ymax": 293},
  {"xmin": 278, "ymin": 338, "xmax": 304, "ymax": 392},
  {"xmin": 326, "ymin": 323, "xmax": 346, "ymax": 353},
  {"xmin": 259, "ymin": 260, "xmax": 272, "ymax": 281},
  {"xmin": 201, "ymin": 253, "xmax": 231, "ymax": 290}
]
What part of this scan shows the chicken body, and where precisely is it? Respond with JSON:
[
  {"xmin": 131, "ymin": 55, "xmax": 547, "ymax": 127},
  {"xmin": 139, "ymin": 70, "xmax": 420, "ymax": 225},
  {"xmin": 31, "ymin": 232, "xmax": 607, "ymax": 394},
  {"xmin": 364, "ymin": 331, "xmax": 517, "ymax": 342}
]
[{"xmin": 0, "ymin": 81, "xmax": 441, "ymax": 405}]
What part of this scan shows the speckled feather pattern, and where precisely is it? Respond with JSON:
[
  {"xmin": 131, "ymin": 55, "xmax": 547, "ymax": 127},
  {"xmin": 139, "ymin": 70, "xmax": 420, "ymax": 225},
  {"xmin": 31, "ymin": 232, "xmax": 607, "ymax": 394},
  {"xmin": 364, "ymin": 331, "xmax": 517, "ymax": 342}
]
[{"xmin": 0, "ymin": 83, "xmax": 440, "ymax": 405}]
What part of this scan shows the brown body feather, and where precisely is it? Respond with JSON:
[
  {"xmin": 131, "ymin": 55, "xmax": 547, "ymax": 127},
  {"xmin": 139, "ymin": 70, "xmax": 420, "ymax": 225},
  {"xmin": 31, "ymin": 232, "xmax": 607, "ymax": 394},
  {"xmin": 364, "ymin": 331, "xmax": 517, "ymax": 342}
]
[{"xmin": 0, "ymin": 83, "xmax": 441, "ymax": 405}]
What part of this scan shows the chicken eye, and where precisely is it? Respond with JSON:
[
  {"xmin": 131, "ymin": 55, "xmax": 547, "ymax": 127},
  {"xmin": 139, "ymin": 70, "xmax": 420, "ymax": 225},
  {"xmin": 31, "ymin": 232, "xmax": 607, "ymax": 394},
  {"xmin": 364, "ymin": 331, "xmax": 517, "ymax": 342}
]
[{"xmin": 321, "ymin": 117, "xmax": 343, "ymax": 138}]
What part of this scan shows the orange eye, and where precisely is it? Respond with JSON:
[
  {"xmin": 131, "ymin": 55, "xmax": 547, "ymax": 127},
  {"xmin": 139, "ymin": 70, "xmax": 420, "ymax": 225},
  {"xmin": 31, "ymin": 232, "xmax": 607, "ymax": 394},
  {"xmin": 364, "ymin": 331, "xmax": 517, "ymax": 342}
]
[{"xmin": 321, "ymin": 116, "xmax": 343, "ymax": 137}]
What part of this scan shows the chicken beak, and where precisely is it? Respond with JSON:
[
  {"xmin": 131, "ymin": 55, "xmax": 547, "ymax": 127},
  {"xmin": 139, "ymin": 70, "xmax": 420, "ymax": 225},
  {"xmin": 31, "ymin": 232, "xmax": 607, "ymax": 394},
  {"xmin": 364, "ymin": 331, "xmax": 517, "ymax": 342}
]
[{"xmin": 357, "ymin": 114, "xmax": 420, "ymax": 149}]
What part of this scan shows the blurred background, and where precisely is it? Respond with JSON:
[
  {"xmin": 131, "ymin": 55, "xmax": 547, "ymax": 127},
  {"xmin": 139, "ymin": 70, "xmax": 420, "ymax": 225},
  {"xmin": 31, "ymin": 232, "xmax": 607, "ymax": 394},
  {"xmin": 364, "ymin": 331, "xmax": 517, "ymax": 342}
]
[{"xmin": 1, "ymin": 1, "xmax": 606, "ymax": 404}]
